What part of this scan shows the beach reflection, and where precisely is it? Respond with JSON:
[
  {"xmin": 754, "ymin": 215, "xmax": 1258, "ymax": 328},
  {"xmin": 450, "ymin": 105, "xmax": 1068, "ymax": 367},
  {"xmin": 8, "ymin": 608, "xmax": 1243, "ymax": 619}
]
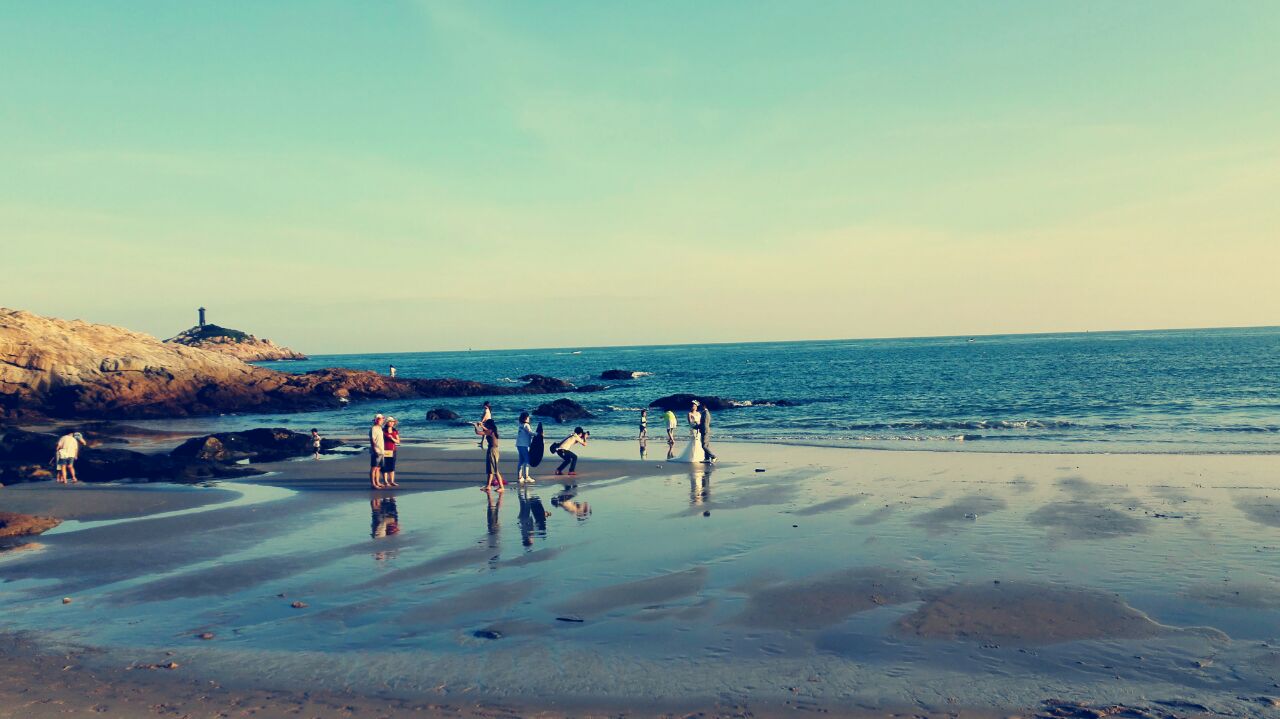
[
  {"xmin": 370, "ymin": 496, "xmax": 400, "ymax": 562},
  {"xmin": 689, "ymin": 464, "xmax": 711, "ymax": 506},
  {"xmin": 517, "ymin": 488, "xmax": 549, "ymax": 547}
]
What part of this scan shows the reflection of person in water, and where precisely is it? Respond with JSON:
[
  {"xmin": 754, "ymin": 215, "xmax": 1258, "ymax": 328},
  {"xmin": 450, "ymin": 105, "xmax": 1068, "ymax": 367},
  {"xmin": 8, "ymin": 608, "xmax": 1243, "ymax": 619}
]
[
  {"xmin": 639, "ymin": 436, "xmax": 648, "ymax": 459},
  {"xmin": 689, "ymin": 464, "xmax": 711, "ymax": 506},
  {"xmin": 370, "ymin": 497, "xmax": 400, "ymax": 539},
  {"xmin": 551, "ymin": 489, "xmax": 591, "ymax": 520},
  {"xmin": 486, "ymin": 490, "xmax": 503, "ymax": 547},
  {"xmin": 517, "ymin": 487, "xmax": 550, "ymax": 547}
]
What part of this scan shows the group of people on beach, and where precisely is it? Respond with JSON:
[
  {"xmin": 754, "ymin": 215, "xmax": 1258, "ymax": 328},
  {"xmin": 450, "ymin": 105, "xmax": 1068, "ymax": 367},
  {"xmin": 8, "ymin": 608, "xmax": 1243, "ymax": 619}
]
[{"xmin": 357, "ymin": 398, "xmax": 719, "ymax": 491}]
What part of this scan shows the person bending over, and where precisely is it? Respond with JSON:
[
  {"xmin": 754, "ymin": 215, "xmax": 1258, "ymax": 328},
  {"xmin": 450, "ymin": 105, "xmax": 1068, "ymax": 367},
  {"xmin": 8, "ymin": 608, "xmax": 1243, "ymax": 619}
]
[{"xmin": 552, "ymin": 427, "xmax": 589, "ymax": 476}]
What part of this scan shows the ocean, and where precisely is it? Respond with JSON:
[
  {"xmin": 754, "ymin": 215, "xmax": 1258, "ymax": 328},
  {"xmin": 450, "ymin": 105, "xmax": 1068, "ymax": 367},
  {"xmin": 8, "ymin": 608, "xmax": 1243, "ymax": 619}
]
[{"xmin": 166, "ymin": 326, "xmax": 1279, "ymax": 454}]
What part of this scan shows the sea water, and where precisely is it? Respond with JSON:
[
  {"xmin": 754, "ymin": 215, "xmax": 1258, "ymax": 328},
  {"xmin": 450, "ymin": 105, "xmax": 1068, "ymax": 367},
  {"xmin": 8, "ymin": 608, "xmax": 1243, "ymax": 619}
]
[{"xmin": 149, "ymin": 326, "xmax": 1280, "ymax": 453}]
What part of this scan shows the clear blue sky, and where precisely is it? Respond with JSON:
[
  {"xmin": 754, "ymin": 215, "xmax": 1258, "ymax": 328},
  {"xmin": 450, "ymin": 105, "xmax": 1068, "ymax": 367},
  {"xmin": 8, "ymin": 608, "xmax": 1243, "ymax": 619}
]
[{"xmin": 3, "ymin": 1, "xmax": 1277, "ymax": 352}]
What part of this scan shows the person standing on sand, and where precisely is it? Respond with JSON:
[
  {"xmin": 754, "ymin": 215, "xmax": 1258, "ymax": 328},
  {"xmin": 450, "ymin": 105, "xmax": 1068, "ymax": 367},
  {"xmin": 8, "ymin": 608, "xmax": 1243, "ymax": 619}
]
[
  {"xmin": 475, "ymin": 418, "xmax": 505, "ymax": 491},
  {"xmin": 699, "ymin": 405, "xmax": 717, "ymax": 464},
  {"xmin": 369, "ymin": 414, "xmax": 387, "ymax": 489},
  {"xmin": 515, "ymin": 412, "xmax": 537, "ymax": 484},
  {"xmin": 311, "ymin": 428, "xmax": 322, "ymax": 458},
  {"xmin": 553, "ymin": 427, "xmax": 589, "ymax": 476},
  {"xmin": 639, "ymin": 409, "xmax": 648, "ymax": 440},
  {"xmin": 477, "ymin": 401, "xmax": 491, "ymax": 448},
  {"xmin": 665, "ymin": 409, "xmax": 677, "ymax": 445},
  {"xmin": 54, "ymin": 432, "xmax": 86, "ymax": 484},
  {"xmin": 382, "ymin": 417, "xmax": 401, "ymax": 487}
]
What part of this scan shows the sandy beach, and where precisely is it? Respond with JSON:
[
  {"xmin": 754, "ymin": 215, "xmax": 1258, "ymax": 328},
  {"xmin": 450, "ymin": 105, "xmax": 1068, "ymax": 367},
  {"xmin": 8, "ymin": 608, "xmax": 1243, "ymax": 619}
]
[{"xmin": 2, "ymin": 441, "xmax": 1277, "ymax": 718}]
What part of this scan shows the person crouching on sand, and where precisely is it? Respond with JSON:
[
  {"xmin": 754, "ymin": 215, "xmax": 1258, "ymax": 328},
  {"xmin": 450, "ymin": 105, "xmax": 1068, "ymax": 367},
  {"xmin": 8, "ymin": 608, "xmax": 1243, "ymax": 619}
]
[
  {"xmin": 369, "ymin": 414, "xmax": 387, "ymax": 489},
  {"xmin": 553, "ymin": 427, "xmax": 589, "ymax": 476},
  {"xmin": 382, "ymin": 417, "xmax": 401, "ymax": 488},
  {"xmin": 475, "ymin": 418, "xmax": 505, "ymax": 491}
]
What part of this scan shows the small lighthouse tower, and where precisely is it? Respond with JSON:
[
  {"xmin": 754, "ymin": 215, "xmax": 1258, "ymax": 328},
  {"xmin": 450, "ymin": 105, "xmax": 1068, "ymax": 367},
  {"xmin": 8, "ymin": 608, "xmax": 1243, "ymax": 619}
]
[{"xmin": 198, "ymin": 307, "xmax": 206, "ymax": 327}]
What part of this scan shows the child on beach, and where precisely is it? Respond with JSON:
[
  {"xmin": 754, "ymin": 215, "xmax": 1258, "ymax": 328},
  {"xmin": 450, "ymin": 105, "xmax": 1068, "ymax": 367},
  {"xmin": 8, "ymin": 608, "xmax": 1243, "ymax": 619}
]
[
  {"xmin": 311, "ymin": 428, "xmax": 322, "ymax": 458},
  {"xmin": 477, "ymin": 401, "xmax": 491, "ymax": 448},
  {"xmin": 665, "ymin": 409, "xmax": 677, "ymax": 444},
  {"xmin": 382, "ymin": 417, "xmax": 400, "ymax": 487},
  {"xmin": 552, "ymin": 427, "xmax": 588, "ymax": 476},
  {"xmin": 475, "ymin": 417, "xmax": 505, "ymax": 491},
  {"xmin": 516, "ymin": 412, "xmax": 537, "ymax": 484},
  {"xmin": 639, "ymin": 409, "xmax": 648, "ymax": 440}
]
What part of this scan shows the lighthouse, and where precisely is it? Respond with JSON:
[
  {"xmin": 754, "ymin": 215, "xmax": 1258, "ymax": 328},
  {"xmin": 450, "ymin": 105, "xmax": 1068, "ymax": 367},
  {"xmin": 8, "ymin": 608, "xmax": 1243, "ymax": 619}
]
[{"xmin": 198, "ymin": 307, "xmax": 206, "ymax": 327}]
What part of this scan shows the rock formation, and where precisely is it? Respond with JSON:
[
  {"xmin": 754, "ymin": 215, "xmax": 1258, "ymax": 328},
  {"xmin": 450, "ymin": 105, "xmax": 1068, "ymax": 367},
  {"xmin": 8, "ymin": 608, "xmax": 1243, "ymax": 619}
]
[
  {"xmin": 170, "ymin": 428, "xmax": 343, "ymax": 463},
  {"xmin": 425, "ymin": 408, "xmax": 461, "ymax": 421},
  {"xmin": 600, "ymin": 369, "xmax": 643, "ymax": 380},
  {"xmin": 0, "ymin": 308, "xmax": 600, "ymax": 421},
  {"xmin": 533, "ymin": 398, "xmax": 594, "ymax": 423},
  {"xmin": 165, "ymin": 323, "xmax": 307, "ymax": 362}
]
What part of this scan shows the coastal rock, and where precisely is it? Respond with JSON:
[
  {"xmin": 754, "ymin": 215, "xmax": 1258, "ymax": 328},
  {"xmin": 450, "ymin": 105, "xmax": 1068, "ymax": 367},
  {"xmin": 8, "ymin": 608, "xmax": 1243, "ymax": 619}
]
[
  {"xmin": 533, "ymin": 398, "xmax": 594, "ymax": 423},
  {"xmin": 0, "ymin": 428, "xmax": 261, "ymax": 485},
  {"xmin": 0, "ymin": 511, "xmax": 62, "ymax": 539},
  {"xmin": 0, "ymin": 308, "xmax": 600, "ymax": 420},
  {"xmin": 600, "ymin": 369, "xmax": 642, "ymax": 380},
  {"xmin": 425, "ymin": 408, "xmax": 460, "ymax": 421},
  {"xmin": 170, "ymin": 428, "xmax": 343, "ymax": 463},
  {"xmin": 165, "ymin": 324, "xmax": 308, "ymax": 362},
  {"xmin": 519, "ymin": 374, "xmax": 576, "ymax": 392},
  {"xmin": 648, "ymin": 394, "xmax": 739, "ymax": 412}
]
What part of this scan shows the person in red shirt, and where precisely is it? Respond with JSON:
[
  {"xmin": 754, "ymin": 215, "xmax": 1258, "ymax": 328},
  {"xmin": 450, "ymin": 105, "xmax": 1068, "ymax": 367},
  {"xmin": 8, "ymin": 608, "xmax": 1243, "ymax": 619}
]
[{"xmin": 382, "ymin": 417, "xmax": 401, "ymax": 488}]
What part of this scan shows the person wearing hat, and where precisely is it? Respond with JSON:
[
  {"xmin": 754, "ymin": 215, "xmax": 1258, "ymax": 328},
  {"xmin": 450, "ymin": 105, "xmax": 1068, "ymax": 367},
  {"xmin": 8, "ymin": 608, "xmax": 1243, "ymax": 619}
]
[
  {"xmin": 382, "ymin": 417, "xmax": 401, "ymax": 488},
  {"xmin": 369, "ymin": 414, "xmax": 387, "ymax": 489},
  {"xmin": 54, "ymin": 431, "xmax": 87, "ymax": 484}
]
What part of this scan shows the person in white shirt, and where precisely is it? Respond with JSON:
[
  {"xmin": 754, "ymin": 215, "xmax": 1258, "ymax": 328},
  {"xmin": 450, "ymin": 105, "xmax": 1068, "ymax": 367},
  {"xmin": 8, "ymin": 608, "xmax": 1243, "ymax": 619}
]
[
  {"xmin": 553, "ymin": 427, "xmax": 589, "ymax": 476},
  {"xmin": 369, "ymin": 414, "xmax": 387, "ymax": 489},
  {"xmin": 54, "ymin": 432, "xmax": 86, "ymax": 484}
]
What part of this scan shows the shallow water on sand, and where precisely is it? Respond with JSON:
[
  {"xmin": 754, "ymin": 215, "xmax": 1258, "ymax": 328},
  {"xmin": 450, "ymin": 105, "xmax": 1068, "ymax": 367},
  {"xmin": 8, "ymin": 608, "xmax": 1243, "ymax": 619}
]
[{"xmin": 2, "ymin": 443, "xmax": 1278, "ymax": 713}]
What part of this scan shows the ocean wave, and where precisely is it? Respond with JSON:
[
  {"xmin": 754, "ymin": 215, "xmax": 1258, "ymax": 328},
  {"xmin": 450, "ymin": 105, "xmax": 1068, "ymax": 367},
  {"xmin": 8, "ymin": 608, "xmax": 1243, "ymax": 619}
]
[
  {"xmin": 606, "ymin": 405, "xmax": 648, "ymax": 412},
  {"xmin": 846, "ymin": 419, "xmax": 1082, "ymax": 431}
]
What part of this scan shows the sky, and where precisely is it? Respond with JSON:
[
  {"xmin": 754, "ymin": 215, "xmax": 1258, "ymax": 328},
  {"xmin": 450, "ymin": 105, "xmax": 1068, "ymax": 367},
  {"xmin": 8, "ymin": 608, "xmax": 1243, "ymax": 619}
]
[{"xmin": 2, "ymin": 1, "xmax": 1277, "ymax": 352}]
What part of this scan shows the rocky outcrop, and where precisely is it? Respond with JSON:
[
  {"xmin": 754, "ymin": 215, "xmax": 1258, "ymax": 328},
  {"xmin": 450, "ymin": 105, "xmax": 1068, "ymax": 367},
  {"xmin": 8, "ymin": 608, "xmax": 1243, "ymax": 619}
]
[
  {"xmin": 519, "ymin": 374, "xmax": 576, "ymax": 393},
  {"xmin": 425, "ymin": 408, "xmax": 460, "ymax": 421},
  {"xmin": 533, "ymin": 398, "xmax": 594, "ymax": 423},
  {"xmin": 171, "ymin": 428, "xmax": 343, "ymax": 463},
  {"xmin": 648, "ymin": 394, "xmax": 739, "ymax": 412},
  {"xmin": 648, "ymin": 394, "xmax": 796, "ymax": 412},
  {"xmin": 0, "ymin": 309, "xmax": 601, "ymax": 421},
  {"xmin": 0, "ymin": 428, "xmax": 260, "ymax": 485},
  {"xmin": 600, "ymin": 369, "xmax": 643, "ymax": 380},
  {"xmin": 165, "ymin": 324, "xmax": 307, "ymax": 362},
  {"xmin": 0, "ymin": 512, "xmax": 61, "ymax": 539}
]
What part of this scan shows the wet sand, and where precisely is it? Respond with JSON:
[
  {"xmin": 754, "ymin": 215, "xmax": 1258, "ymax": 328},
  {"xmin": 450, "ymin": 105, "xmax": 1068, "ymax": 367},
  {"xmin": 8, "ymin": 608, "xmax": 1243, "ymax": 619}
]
[{"xmin": 2, "ymin": 442, "xmax": 1278, "ymax": 718}]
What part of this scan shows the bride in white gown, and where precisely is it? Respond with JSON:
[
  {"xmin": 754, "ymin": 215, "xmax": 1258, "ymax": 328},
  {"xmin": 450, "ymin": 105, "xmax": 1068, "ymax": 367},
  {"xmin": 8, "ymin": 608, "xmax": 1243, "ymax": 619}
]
[{"xmin": 672, "ymin": 402, "xmax": 705, "ymax": 464}]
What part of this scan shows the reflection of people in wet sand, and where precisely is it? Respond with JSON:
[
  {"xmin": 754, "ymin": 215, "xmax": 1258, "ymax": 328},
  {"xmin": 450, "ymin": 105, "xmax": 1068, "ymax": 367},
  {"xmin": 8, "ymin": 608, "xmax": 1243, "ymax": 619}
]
[
  {"xmin": 689, "ymin": 464, "xmax": 711, "ymax": 505},
  {"xmin": 640, "ymin": 436, "xmax": 648, "ymax": 459},
  {"xmin": 486, "ymin": 490, "xmax": 503, "ymax": 542},
  {"xmin": 370, "ymin": 497, "xmax": 400, "ymax": 539},
  {"xmin": 517, "ymin": 487, "xmax": 549, "ymax": 547},
  {"xmin": 474, "ymin": 418, "xmax": 505, "ymax": 492},
  {"xmin": 551, "ymin": 490, "xmax": 591, "ymax": 520}
]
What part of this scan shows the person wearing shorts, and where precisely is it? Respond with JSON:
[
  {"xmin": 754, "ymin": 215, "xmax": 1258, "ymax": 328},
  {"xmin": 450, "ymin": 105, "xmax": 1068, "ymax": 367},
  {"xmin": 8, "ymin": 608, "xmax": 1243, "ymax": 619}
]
[
  {"xmin": 639, "ymin": 409, "xmax": 648, "ymax": 440},
  {"xmin": 665, "ymin": 410, "xmax": 677, "ymax": 444},
  {"xmin": 54, "ymin": 432, "xmax": 86, "ymax": 484},
  {"xmin": 369, "ymin": 414, "xmax": 386, "ymax": 489},
  {"xmin": 475, "ymin": 418, "xmax": 505, "ymax": 491}
]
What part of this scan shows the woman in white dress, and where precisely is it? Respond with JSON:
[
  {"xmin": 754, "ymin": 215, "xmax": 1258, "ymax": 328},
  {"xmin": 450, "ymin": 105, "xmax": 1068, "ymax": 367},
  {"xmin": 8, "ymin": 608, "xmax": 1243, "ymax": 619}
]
[{"xmin": 673, "ymin": 400, "xmax": 705, "ymax": 464}]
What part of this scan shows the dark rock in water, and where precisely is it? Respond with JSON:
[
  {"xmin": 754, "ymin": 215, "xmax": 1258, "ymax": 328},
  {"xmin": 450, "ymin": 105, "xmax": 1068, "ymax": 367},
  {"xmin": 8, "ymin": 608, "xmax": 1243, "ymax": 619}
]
[
  {"xmin": 648, "ymin": 394, "xmax": 738, "ymax": 411},
  {"xmin": 472, "ymin": 629, "xmax": 502, "ymax": 640},
  {"xmin": 600, "ymin": 369, "xmax": 642, "ymax": 380},
  {"xmin": 555, "ymin": 615, "xmax": 585, "ymax": 623},
  {"xmin": 425, "ymin": 408, "xmax": 460, "ymax": 421},
  {"xmin": 0, "ymin": 428, "xmax": 57, "ymax": 463},
  {"xmin": 519, "ymin": 374, "xmax": 576, "ymax": 393},
  {"xmin": 575, "ymin": 384, "xmax": 608, "ymax": 393},
  {"xmin": 533, "ymin": 399, "xmax": 594, "ymax": 423},
  {"xmin": 751, "ymin": 399, "xmax": 797, "ymax": 407},
  {"xmin": 171, "ymin": 428, "xmax": 344, "ymax": 463}
]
